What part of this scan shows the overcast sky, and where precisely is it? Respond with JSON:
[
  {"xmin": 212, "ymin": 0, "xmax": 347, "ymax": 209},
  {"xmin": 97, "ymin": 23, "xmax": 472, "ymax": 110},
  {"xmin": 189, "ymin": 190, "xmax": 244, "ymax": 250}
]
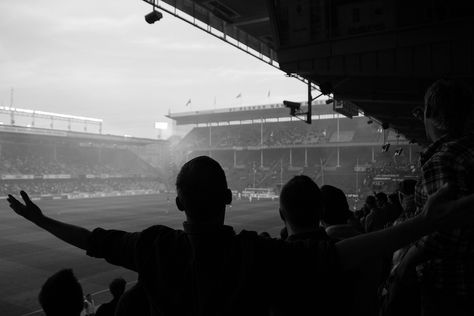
[{"xmin": 0, "ymin": 0, "xmax": 307, "ymax": 138}]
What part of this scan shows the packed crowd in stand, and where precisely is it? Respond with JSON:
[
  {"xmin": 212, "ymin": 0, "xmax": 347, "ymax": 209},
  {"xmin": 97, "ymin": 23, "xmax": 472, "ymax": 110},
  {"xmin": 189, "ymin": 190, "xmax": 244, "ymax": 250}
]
[
  {"xmin": 0, "ymin": 142, "xmax": 157, "ymax": 177},
  {"xmin": 178, "ymin": 116, "xmax": 381, "ymax": 149},
  {"xmin": 6, "ymin": 80, "xmax": 474, "ymax": 316},
  {"xmin": 0, "ymin": 140, "xmax": 165, "ymax": 197},
  {"xmin": 0, "ymin": 179, "xmax": 163, "ymax": 196}
]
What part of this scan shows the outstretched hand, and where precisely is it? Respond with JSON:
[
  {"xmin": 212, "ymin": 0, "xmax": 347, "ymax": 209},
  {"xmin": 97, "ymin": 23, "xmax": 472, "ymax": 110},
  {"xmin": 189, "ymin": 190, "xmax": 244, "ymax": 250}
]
[
  {"xmin": 421, "ymin": 183, "xmax": 474, "ymax": 230},
  {"xmin": 7, "ymin": 191, "xmax": 44, "ymax": 222}
]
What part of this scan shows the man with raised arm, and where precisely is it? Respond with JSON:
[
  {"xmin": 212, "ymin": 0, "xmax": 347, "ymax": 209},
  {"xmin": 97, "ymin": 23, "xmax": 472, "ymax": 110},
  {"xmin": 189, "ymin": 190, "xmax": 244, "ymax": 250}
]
[{"xmin": 7, "ymin": 156, "xmax": 474, "ymax": 316}]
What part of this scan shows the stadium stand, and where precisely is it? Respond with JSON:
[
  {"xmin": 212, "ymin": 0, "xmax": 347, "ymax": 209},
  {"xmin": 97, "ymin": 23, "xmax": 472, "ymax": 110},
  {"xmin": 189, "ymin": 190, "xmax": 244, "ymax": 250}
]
[
  {"xmin": 0, "ymin": 124, "xmax": 168, "ymax": 199},
  {"xmin": 170, "ymin": 104, "xmax": 420, "ymax": 208}
]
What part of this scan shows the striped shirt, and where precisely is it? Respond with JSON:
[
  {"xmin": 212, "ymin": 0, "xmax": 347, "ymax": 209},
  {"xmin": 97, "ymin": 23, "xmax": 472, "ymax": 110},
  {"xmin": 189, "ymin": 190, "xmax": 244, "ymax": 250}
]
[{"xmin": 414, "ymin": 133, "xmax": 474, "ymax": 296}]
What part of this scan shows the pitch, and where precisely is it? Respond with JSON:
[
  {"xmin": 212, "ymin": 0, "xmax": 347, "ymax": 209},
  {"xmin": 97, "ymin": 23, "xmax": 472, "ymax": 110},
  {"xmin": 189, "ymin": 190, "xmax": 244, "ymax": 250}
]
[{"xmin": 0, "ymin": 194, "xmax": 281, "ymax": 316}]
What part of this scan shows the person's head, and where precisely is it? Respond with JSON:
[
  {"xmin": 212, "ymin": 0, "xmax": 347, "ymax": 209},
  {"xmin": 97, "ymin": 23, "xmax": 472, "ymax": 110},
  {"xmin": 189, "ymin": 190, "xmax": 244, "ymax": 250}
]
[
  {"xmin": 175, "ymin": 156, "xmax": 232, "ymax": 224},
  {"xmin": 388, "ymin": 192, "xmax": 402, "ymax": 209},
  {"xmin": 424, "ymin": 79, "xmax": 474, "ymax": 142},
  {"xmin": 375, "ymin": 192, "xmax": 388, "ymax": 208},
  {"xmin": 398, "ymin": 179, "xmax": 417, "ymax": 210},
  {"xmin": 39, "ymin": 269, "xmax": 84, "ymax": 316},
  {"xmin": 320, "ymin": 185, "xmax": 351, "ymax": 226},
  {"xmin": 109, "ymin": 278, "xmax": 126, "ymax": 300},
  {"xmin": 364, "ymin": 195, "xmax": 377, "ymax": 210},
  {"xmin": 279, "ymin": 175, "xmax": 323, "ymax": 234}
]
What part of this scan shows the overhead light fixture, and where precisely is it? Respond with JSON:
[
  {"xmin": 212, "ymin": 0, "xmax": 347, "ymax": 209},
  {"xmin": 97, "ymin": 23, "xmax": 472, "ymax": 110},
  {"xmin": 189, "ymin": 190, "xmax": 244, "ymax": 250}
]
[
  {"xmin": 367, "ymin": 119, "xmax": 373, "ymax": 124},
  {"xmin": 145, "ymin": 10, "xmax": 163, "ymax": 24},
  {"xmin": 381, "ymin": 143, "xmax": 391, "ymax": 152},
  {"xmin": 325, "ymin": 99, "xmax": 334, "ymax": 104}
]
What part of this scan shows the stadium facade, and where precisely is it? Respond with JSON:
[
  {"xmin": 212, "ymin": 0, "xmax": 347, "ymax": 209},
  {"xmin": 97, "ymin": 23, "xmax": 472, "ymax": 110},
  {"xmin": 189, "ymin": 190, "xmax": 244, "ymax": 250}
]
[{"xmin": 169, "ymin": 101, "xmax": 421, "ymax": 208}]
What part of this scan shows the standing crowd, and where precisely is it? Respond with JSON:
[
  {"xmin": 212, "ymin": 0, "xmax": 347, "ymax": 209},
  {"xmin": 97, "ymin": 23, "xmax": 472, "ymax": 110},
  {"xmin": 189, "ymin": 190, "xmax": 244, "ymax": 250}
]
[{"xmin": 7, "ymin": 79, "xmax": 474, "ymax": 315}]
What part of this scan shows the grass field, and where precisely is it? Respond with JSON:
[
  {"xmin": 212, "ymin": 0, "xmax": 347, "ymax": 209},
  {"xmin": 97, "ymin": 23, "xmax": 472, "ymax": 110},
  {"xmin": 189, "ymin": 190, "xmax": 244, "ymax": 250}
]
[{"xmin": 0, "ymin": 194, "xmax": 281, "ymax": 316}]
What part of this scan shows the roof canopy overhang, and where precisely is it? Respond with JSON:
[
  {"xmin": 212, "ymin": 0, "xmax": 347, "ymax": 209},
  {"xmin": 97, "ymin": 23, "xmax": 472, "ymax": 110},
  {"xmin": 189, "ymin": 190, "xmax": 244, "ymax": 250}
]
[{"xmin": 145, "ymin": 0, "xmax": 474, "ymax": 144}]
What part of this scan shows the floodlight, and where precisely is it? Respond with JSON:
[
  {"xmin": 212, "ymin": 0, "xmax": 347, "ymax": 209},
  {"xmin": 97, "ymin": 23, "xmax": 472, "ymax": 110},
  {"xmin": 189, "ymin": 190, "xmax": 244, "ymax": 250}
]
[{"xmin": 145, "ymin": 10, "xmax": 163, "ymax": 24}]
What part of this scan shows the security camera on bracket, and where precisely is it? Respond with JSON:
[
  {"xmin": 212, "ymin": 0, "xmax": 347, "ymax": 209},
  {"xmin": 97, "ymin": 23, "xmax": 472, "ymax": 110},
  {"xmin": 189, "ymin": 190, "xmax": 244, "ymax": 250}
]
[
  {"xmin": 145, "ymin": 9, "xmax": 163, "ymax": 24},
  {"xmin": 283, "ymin": 101, "xmax": 301, "ymax": 116}
]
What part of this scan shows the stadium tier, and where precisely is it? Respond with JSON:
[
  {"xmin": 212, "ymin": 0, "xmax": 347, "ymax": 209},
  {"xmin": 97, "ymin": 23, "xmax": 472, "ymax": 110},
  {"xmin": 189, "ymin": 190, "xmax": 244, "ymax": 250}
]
[
  {"xmin": 169, "ymin": 104, "xmax": 421, "ymax": 206},
  {"xmin": 0, "ymin": 125, "xmax": 168, "ymax": 198}
]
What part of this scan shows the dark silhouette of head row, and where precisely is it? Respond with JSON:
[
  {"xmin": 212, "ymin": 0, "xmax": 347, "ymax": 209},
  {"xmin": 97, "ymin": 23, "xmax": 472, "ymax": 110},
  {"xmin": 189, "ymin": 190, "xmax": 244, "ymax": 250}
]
[
  {"xmin": 321, "ymin": 185, "xmax": 351, "ymax": 226},
  {"xmin": 279, "ymin": 175, "xmax": 323, "ymax": 229},
  {"xmin": 39, "ymin": 269, "xmax": 84, "ymax": 316},
  {"xmin": 175, "ymin": 156, "xmax": 232, "ymax": 222}
]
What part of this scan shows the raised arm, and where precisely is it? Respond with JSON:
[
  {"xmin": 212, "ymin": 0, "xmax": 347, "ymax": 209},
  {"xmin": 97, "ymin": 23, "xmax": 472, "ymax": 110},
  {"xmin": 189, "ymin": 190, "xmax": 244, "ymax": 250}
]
[
  {"xmin": 336, "ymin": 183, "xmax": 474, "ymax": 270},
  {"xmin": 7, "ymin": 191, "xmax": 91, "ymax": 250}
]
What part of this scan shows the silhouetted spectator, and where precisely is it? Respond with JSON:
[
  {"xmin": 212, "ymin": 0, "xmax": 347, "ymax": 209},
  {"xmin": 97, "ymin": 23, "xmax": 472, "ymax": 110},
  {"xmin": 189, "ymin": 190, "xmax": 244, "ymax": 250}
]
[
  {"xmin": 274, "ymin": 175, "xmax": 338, "ymax": 315},
  {"xmin": 396, "ymin": 79, "xmax": 474, "ymax": 316},
  {"xmin": 397, "ymin": 179, "xmax": 417, "ymax": 219},
  {"xmin": 320, "ymin": 185, "xmax": 362, "ymax": 239},
  {"xmin": 388, "ymin": 193, "xmax": 403, "ymax": 223},
  {"xmin": 359, "ymin": 195, "xmax": 376, "ymax": 227},
  {"xmin": 365, "ymin": 193, "xmax": 391, "ymax": 232},
  {"xmin": 321, "ymin": 185, "xmax": 382, "ymax": 316},
  {"xmin": 115, "ymin": 282, "xmax": 151, "ymax": 316},
  {"xmin": 95, "ymin": 278, "xmax": 126, "ymax": 316},
  {"xmin": 7, "ymin": 156, "xmax": 474, "ymax": 316},
  {"xmin": 39, "ymin": 269, "xmax": 84, "ymax": 316}
]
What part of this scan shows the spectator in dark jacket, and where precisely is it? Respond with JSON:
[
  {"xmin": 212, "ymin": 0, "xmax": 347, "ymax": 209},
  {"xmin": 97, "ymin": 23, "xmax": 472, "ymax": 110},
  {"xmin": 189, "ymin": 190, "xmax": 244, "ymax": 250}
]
[
  {"xmin": 95, "ymin": 278, "xmax": 126, "ymax": 316},
  {"xmin": 7, "ymin": 156, "xmax": 474, "ymax": 316}
]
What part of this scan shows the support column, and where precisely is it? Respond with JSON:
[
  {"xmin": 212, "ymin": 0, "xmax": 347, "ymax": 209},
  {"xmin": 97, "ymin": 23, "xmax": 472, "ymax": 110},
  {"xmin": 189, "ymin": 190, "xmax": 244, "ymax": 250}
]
[
  {"xmin": 336, "ymin": 147, "xmax": 340, "ymax": 167},
  {"xmin": 409, "ymin": 146, "xmax": 412, "ymax": 164},
  {"xmin": 289, "ymin": 148, "xmax": 293, "ymax": 167},
  {"xmin": 209, "ymin": 124, "xmax": 212, "ymax": 147},
  {"xmin": 233, "ymin": 150, "xmax": 237, "ymax": 168},
  {"xmin": 260, "ymin": 150, "xmax": 264, "ymax": 168},
  {"xmin": 304, "ymin": 148, "xmax": 308, "ymax": 167},
  {"xmin": 260, "ymin": 119, "xmax": 264, "ymax": 146},
  {"xmin": 371, "ymin": 147, "xmax": 375, "ymax": 163}
]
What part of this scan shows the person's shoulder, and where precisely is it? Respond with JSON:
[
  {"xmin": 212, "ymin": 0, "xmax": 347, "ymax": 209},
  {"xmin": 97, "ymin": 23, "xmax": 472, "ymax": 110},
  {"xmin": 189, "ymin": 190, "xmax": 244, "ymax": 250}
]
[
  {"xmin": 138, "ymin": 225, "xmax": 184, "ymax": 247},
  {"xmin": 438, "ymin": 135, "xmax": 474, "ymax": 157},
  {"xmin": 142, "ymin": 224, "xmax": 179, "ymax": 234}
]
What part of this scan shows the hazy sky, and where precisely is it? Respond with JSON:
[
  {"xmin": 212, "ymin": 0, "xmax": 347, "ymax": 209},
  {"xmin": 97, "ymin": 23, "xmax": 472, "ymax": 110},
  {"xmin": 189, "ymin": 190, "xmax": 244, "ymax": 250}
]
[{"xmin": 0, "ymin": 0, "xmax": 306, "ymax": 138}]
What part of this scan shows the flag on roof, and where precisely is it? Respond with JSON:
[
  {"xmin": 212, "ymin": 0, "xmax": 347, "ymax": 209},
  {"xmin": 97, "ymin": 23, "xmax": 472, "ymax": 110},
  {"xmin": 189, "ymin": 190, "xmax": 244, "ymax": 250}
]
[{"xmin": 185, "ymin": 99, "xmax": 191, "ymax": 106}]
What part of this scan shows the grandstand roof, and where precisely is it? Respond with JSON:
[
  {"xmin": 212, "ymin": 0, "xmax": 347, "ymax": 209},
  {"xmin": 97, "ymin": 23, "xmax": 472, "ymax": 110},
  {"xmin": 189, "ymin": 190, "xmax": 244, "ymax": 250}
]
[
  {"xmin": 144, "ymin": 0, "xmax": 474, "ymax": 145},
  {"xmin": 0, "ymin": 124, "xmax": 161, "ymax": 145},
  {"xmin": 167, "ymin": 100, "xmax": 335, "ymax": 125}
]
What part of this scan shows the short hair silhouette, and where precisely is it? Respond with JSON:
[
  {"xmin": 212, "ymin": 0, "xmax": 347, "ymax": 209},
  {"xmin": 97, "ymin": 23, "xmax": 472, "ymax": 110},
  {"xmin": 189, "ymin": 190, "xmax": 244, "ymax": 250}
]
[
  {"xmin": 365, "ymin": 195, "xmax": 377, "ymax": 208},
  {"xmin": 375, "ymin": 192, "xmax": 388, "ymax": 204},
  {"xmin": 424, "ymin": 79, "xmax": 474, "ymax": 136},
  {"xmin": 109, "ymin": 278, "xmax": 126, "ymax": 299},
  {"xmin": 279, "ymin": 175, "xmax": 323, "ymax": 227},
  {"xmin": 38, "ymin": 269, "xmax": 84, "ymax": 316},
  {"xmin": 321, "ymin": 185, "xmax": 351, "ymax": 225},
  {"xmin": 176, "ymin": 156, "xmax": 230, "ymax": 221}
]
